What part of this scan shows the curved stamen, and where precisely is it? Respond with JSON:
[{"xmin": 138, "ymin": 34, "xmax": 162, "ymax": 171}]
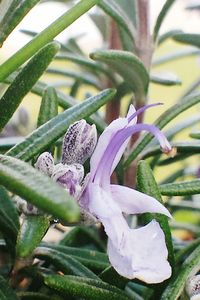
[
  {"xmin": 128, "ymin": 103, "xmax": 163, "ymax": 123},
  {"xmin": 93, "ymin": 124, "xmax": 171, "ymax": 186}
]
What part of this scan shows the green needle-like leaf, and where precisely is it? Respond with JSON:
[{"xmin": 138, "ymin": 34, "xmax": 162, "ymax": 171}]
[
  {"xmin": 0, "ymin": 186, "xmax": 19, "ymax": 248},
  {"xmin": 124, "ymin": 92, "xmax": 200, "ymax": 168},
  {"xmin": 0, "ymin": 0, "xmax": 99, "ymax": 82},
  {"xmin": 153, "ymin": 48, "xmax": 200, "ymax": 66},
  {"xmin": 190, "ymin": 131, "xmax": 200, "ymax": 139},
  {"xmin": 98, "ymin": 0, "xmax": 135, "ymax": 43},
  {"xmin": 0, "ymin": 42, "xmax": 59, "ymax": 132},
  {"xmin": 137, "ymin": 161, "xmax": 175, "ymax": 272},
  {"xmin": 46, "ymin": 68, "xmax": 102, "ymax": 89},
  {"xmin": 55, "ymin": 53, "xmax": 115, "ymax": 82},
  {"xmin": 41, "ymin": 243, "xmax": 109, "ymax": 272},
  {"xmin": 35, "ymin": 247, "xmax": 99, "ymax": 279},
  {"xmin": 142, "ymin": 142, "xmax": 200, "ymax": 159},
  {"xmin": 153, "ymin": 0, "xmax": 176, "ymax": 41},
  {"xmin": 90, "ymin": 50, "xmax": 149, "ymax": 103},
  {"xmin": 6, "ymin": 89, "xmax": 115, "ymax": 161},
  {"xmin": 161, "ymin": 244, "xmax": 200, "ymax": 300},
  {"xmin": 0, "ymin": 0, "xmax": 40, "ymax": 46},
  {"xmin": 0, "ymin": 275, "xmax": 19, "ymax": 300},
  {"xmin": 0, "ymin": 155, "xmax": 79, "ymax": 223},
  {"xmin": 16, "ymin": 216, "xmax": 50, "ymax": 258},
  {"xmin": 173, "ymin": 33, "xmax": 200, "ymax": 48},
  {"xmin": 160, "ymin": 180, "xmax": 200, "ymax": 196},
  {"xmin": 44, "ymin": 275, "xmax": 131, "ymax": 300},
  {"xmin": 150, "ymin": 72, "xmax": 181, "ymax": 86},
  {"xmin": 60, "ymin": 225, "xmax": 106, "ymax": 251},
  {"xmin": 37, "ymin": 87, "xmax": 58, "ymax": 127},
  {"xmin": 0, "ymin": 137, "xmax": 24, "ymax": 152},
  {"xmin": 5, "ymin": 74, "xmax": 106, "ymax": 133}
]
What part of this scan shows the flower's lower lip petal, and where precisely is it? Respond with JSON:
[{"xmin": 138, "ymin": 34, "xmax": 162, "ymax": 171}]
[
  {"xmin": 111, "ymin": 184, "xmax": 172, "ymax": 218},
  {"xmin": 88, "ymin": 183, "xmax": 129, "ymax": 246},
  {"xmin": 108, "ymin": 220, "xmax": 172, "ymax": 283}
]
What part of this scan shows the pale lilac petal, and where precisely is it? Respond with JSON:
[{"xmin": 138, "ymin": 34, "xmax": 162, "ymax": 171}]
[
  {"xmin": 87, "ymin": 183, "xmax": 128, "ymax": 246},
  {"xmin": 111, "ymin": 184, "xmax": 171, "ymax": 218},
  {"xmin": 90, "ymin": 117, "xmax": 128, "ymax": 179},
  {"xmin": 126, "ymin": 104, "xmax": 137, "ymax": 124},
  {"xmin": 108, "ymin": 220, "xmax": 172, "ymax": 283}
]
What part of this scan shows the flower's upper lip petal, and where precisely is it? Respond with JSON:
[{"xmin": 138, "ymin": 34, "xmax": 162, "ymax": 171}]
[
  {"xmin": 107, "ymin": 220, "xmax": 172, "ymax": 283},
  {"xmin": 90, "ymin": 117, "xmax": 128, "ymax": 180},
  {"xmin": 111, "ymin": 184, "xmax": 172, "ymax": 218},
  {"xmin": 127, "ymin": 104, "xmax": 137, "ymax": 124}
]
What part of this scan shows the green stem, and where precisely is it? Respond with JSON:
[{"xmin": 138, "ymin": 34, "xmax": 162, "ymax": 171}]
[{"xmin": 0, "ymin": 0, "xmax": 99, "ymax": 82}]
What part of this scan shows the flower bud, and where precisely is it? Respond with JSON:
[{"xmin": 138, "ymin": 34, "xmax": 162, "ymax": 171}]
[
  {"xmin": 186, "ymin": 275, "xmax": 200, "ymax": 299},
  {"xmin": 62, "ymin": 120, "xmax": 97, "ymax": 165},
  {"xmin": 14, "ymin": 196, "xmax": 39, "ymax": 215},
  {"xmin": 35, "ymin": 152, "xmax": 54, "ymax": 176},
  {"xmin": 52, "ymin": 163, "xmax": 84, "ymax": 197}
]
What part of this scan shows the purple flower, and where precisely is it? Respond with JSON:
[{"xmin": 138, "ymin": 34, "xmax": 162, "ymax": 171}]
[{"xmin": 79, "ymin": 104, "xmax": 173, "ymax": 283}]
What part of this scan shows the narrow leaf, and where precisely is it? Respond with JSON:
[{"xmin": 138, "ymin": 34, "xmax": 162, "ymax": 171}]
[
  {"xmin": 157, "ymin": 29, "xmax": 183, "ymax": 46},
  {"xmin": 175, "ymin": 238, "xmax": 200, "ymax": 264},
  {"xmin": 0, "ymin": 0, "xmax": 40, "ymax": 46},
  {"xmin": 46, "ymin": 68, "xmax": 101, "ymax": 89},
  {"xmin": 150, "ymin": 72, "xmax": 181, "ymax": 86},
  {"xmin": 16, "ymin": 216, "xmax": 50, "ymax": 258},
  {"xmin": 153, "ymin": 0, "xmax": 176, "ymax": 41},
  {"xmin": 136, "ymin": 160, "xmax": 175, "ymax": 271},
  {"xmin": 164, "ymin": 114, "xmax": 200, "ymax": 140},
  {"xmin": 124, "ymin": 92, "xmax": 200, "ymax": 168},
  {"xmin": 5, "ymin": 75, "xmax": 106, "ymax": 132},
  {"xmin": 98, "ymin": 0, "xmax": 135, "ymax": 43},
  {"xmin": 0, "ymin": 0, "xmax": 99, "ymax": 82},
  {"xmin": 190, "ymin": 131, "xmax": 200, "ymax": 139},
  {"xmin": 41, "ymin": 243, "xmax": 109, "ymax": 271},
  {"xmin": 161, "ymin": 244, "xmax": 200, "ymax": 300},
  {"xmin": 6, "ymin": 89, "xmax": 115, "ymax": 161},
  {"xmin": 37, "ymin": 87, "xmax": 58, "ymax": 127},
  {"xmin": 99, "ymin": 266, "xmax": 128, "ymax": 289},
  {"xmin": 0, "ymin": 42, "xmax": 59, "ymax": 132},
  {"xmin": 0, "ymin": 137, "xmax": 24, "ymax": 152},
  {"xmin": 17, "ymin": 292, "xmax": 58, "ymax": 300},
  {"xmin": 44, "ymin": 275, "xmax": 131, "ymax": 300},
  {"xmin": 160, "ymin": 180, "xmax": 200, "ymax": 196},
  {"xmin": 142, "ymin": 142, "xmax": 200, "ymax": 159},
  {"xmin": 0, "ymin": 155, "xmax": 79, "ymax": 223},
  {"xmin": 35, "ymin": 247, "xmax": 99, "ymax": 279},
  {"xmin": 55, "ymin": 53, "xmax": 115, "ymax": 82},
  {"xmin": 0, "ymin": 186, "xmax": 19, "ymax": 246},
  {"xmin": 153, "ymin": 48, "xmax": 200, "ymax": 66},
  {"xmin": 90, "ymin": 50, "xmax": 149, "ymax": 102},
  {"xmin": 0, "ymin": 275, "xmax": 19, "ymax": 300},
  {"xmin": 173, "ymin": 33, "xmax": 200, "ymax": 48},
  {"xmin": 59, "ymin": 225, "xmax": 106, "ymax": 251}
]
